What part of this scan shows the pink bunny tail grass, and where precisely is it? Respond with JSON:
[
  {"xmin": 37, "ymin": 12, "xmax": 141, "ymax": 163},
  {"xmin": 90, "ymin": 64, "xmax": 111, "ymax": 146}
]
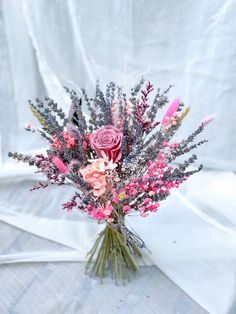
[
  {"xmin": 162, "ymin": 97, "xmax": 181, "ymax": 125},
  {"xmin": 198, "ymin": 114, "xmax": 216, "ymax": 127},
  {"xmin": 51, "ymin": 156, "xmax": 68, "ymax": 174}
]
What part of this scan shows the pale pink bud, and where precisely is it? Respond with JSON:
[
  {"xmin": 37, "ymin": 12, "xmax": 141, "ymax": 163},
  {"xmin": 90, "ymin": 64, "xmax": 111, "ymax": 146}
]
[
  {"xmin": 162, "ymin": 97, "xmax": 181, "ymax": 125},
  {"xmin": 199, "ymin": 114, "xmax": 215, "ymax": 127},
  {"xmin": 51, "ymin": 156, "xmax": 68, "ymax": 174}
]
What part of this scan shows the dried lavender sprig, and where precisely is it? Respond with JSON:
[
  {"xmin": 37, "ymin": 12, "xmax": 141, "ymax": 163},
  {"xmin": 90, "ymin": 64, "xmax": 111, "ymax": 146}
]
[
  {"xmin": 143, "ymin": 128, "xmax": 162, "ymax": 149},
  {"xmin": 30, "ymin": 182, "xmax": 48, "ymax": 191},
  {"xmin": 178, "ymin": 154, "xmax": 198, "ymax": 172},
  {"xmin": 65, "ymin": 88, "xmax": 87, "ymax": 136},
  {"xmin": 29, "ymin": 100, "xmax": 66, "ymax": 149},
  {"xmin": 174, "ymin": 125, "xmax": 205, "ymax": 155},
  {"xmin": 117, "ymin": 85, "xmax": 124, "ymax": 122},
  {"xmin": 106, "ymin": 81, "xmax": 116, "ymax": 104},
  {"xmin": 37, "ymin": 129, "xmax": 53, "ymax": 143},
  {"xmin": 123, "ymin": 124, "xmax": 143, "ymax": 164},
  {"xmin": 184, "ymin": 164, "xmax": 203, "ymax": 176},
  {"xmin": 34, "ymin": 98, "xmax": 64, "ymax": 133},
  {"xmin": 144, "ymin": 117, "xmax": 184, "ymax": 160},
  {"xmin": 44, "ymin": 97, "xmax": 67, "ymax": 127},
  {"xmin": 140, "ymin": 130, "xmax": 166, "ymax": 165},
  {"xmin": 129, "ymin": 77, "xmax": 145, "ymax": 105},
  {"xmin": 81, "ymin": 88, "xmax": 97, "ymax": 132},
  {"xmin": 147, "ymin": 84, "xmax": 173, "ymax": 123},
  {"xmin": 168, "ymin": 139, "xmax": 208, "ymax": 162},
  {"xmin": 95, "ymin": 82, "xmax": 112, "ymax": 126},
  {"xmin": 105, "ymin": 82, "xmax": 116, "ymax": 123},
  {"xmin": 121, "ymin": 135, "xmax": 130, "ymax": 159},
  {"xmin": 8, "ymin": 152, "xmax": 35, "ymax": 166},
  {"xmin": 26, "ymin": 125, "xmax": 54, "ymax": 145},
  {"xmin": 120, "ymin": 92, "xmax": 131, "ymax": 158},
  {"xmin": 65, "ymin": 172, "xmax": 89, "ymax": 190}
]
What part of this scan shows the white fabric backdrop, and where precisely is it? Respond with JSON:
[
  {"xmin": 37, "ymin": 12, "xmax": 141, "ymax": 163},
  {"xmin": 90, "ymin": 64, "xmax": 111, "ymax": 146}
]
[
  {"xmin": 0, "ymin": 1, "xmax": 236, "ymax": 313},
  {"xmin": 1, "ymin": 0, "xmax": 236, "ymax": 169}
]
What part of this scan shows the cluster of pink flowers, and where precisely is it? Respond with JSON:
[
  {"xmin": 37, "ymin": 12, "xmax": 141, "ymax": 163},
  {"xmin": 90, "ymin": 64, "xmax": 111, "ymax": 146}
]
[
  {"xmin": 139, "ymin": 198, "xmax": 160, "ymax": 217},
  {"xmin": 109, "ymin": 144, "xmax": 184, "ymax": 217},
  {"xmin": 84, "ymin": 203, "xmax": 114, "ymax": 220}
]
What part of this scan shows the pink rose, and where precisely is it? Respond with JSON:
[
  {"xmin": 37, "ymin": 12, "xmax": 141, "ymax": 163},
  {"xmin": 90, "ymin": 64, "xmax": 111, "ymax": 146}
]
[{"xmin": 90, "ymin": 125, "xmax": 123, "ymax": 162}]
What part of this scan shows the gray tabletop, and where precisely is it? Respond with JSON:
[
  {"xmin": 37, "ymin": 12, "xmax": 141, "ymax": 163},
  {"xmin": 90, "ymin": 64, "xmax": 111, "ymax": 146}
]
[{"xmin": 0, "ymin": 263, "xmax": 208, "ymax": 314}]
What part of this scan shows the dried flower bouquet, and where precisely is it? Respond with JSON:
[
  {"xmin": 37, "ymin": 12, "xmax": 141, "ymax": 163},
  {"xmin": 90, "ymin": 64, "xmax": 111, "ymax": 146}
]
[{"xmin": 9, "ymin": 79, "xmax": 214, "ymax": 282}]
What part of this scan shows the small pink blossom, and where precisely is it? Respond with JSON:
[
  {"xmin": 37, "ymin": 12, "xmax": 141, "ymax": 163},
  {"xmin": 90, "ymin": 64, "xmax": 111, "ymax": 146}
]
[
  {"xmin": 123, "ymin": 205, "xmax": 131, "ymax": 214},
  {"xmin": 143, "ymin": 198, "xmax": 152, "ymax": 204}
]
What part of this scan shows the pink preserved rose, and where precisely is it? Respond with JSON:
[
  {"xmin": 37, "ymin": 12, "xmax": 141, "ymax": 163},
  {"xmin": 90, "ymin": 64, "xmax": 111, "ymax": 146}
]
[{"xmin": 90, "ymin": 125, "xmax": 123, "ymax": 162}]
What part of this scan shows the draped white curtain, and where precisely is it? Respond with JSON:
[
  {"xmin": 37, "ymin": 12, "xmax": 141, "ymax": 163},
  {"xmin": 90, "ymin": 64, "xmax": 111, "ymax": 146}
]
[{"xmin": 0, "ymin": 1, "xmax": 236, "ymax": 313}]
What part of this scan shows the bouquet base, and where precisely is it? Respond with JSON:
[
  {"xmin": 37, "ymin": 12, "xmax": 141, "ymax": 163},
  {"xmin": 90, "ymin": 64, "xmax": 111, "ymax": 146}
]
[{"xmin": 85, "ymin": 223, "xmax": 143, "ymax": 283}]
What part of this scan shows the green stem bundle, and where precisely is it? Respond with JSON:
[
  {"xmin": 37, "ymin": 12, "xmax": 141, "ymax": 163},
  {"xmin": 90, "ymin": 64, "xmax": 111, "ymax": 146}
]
[{"xmin": 85, "ymin": 223, "xmax": 142, "ymax": 283}]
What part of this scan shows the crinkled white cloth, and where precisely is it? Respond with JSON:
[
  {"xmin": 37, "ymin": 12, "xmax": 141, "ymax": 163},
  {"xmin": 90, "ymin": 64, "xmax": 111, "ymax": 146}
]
[
  {"xmin": 0, "ymin": 0, "xmax": 236, "ymax": 169},
  {"xmin": 0, "ymin": 169, "xmax": 236, "ymax": 314}
]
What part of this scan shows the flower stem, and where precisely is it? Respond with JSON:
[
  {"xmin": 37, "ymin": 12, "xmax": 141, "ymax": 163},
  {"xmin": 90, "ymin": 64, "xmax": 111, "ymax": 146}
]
[{"xmin": 85, "ymin": 223, "xmax": 142, "ymax": 283}]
